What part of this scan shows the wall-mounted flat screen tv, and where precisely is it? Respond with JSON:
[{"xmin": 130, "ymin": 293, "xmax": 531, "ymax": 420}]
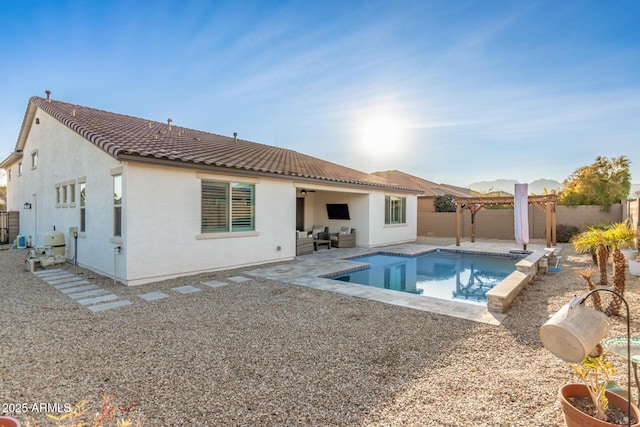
[{"xmin": 326, "ymin": 204, "xmax": 350, "ymax": 220}]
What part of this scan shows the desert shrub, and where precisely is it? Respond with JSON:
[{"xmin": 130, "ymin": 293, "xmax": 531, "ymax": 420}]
[
  {"xmin": 556, "ymin": 224, "xmax": 580, "ymax": 243},
  {"xmin": 434, "ymin": 194, "xmax": 456, "ymax": 212}
]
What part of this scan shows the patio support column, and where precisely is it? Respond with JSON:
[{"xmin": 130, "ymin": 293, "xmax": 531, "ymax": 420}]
[
  {"xmin": 552, "ymin": 202, "xmax": 557, "ymax": 246},
  {"xmin": 469, "ymin": 204, "xmax": 483, "ymax": 243},
  {"xmin": 545, "ymin": 201, "xmax": 552, "ymax": 248},
  {"xmin": 471, "ymin": 207, "xmax": 476, "ymax": 242}
]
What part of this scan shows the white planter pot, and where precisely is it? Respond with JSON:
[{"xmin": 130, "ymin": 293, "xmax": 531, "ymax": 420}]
[
  {"xmin": 623, "ymin": 249, "xmax": 638, "ymax": 262},
  {"xmin": 630, "ymin": 260, "xmax": 640, "ymax": 277}
]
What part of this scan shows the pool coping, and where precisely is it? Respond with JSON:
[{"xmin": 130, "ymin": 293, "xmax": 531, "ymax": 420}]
[{"xmin": 246, "ymin": 242, "xmax": 556, "ymax": 326}]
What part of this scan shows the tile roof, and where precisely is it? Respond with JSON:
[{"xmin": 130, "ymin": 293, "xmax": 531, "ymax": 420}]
[
  {"xmin": 12, "ymin": 96, "xmax": 421, "ymax": 192},
  {"xmin": 371, "ymin": 170, "xmax": 475, "ymax": 198}
]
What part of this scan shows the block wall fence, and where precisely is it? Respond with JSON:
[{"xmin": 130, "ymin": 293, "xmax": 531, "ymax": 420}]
[{"xmin": 418, "ymin": 201, "xmax": 636, "ymax": 240}]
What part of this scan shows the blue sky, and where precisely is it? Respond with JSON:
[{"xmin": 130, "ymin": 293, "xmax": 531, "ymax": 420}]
[{"xmin": 1, "ymin": 0, "xmax": 639, "ymax": 188}]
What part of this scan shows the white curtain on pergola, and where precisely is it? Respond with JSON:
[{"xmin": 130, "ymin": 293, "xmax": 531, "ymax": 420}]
[{"xmin": 514, "ymin": 183, "xmax": 529, "ymax": 250}]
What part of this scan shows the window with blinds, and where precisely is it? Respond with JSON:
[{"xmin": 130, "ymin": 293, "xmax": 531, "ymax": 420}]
[
  {"xmin": 202, "ymin": 181, "xmax": 255, "ymax": 233},
  {"xmin": 385, "ymin": 195, "xmax": 406, "ymax": 225},
  {"xmin": 231, "ymin": 183, "xmax": 255, "ymax": 232}
]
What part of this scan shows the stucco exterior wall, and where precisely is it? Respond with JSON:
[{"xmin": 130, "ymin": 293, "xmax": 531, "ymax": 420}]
[
  {"xmin": 123, "ymin": 163, "xmax": 297, "ymax": 285},
  {"xmin": 367, "ymin": 191, "xmax": 417, "ymax": 247},
  {"xmin": 4, "ymin": 108, "xmax": 122, "ymax": 278}
]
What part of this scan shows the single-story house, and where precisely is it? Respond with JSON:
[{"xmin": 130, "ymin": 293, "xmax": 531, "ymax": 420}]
[{"xmin": 0, "ymin": 95, "xmax": 422, "ymax": 285}]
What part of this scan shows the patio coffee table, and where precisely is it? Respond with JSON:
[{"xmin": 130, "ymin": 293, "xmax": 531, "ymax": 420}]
[{"xmin": 313, "ymin": 239, "xmax": 331, "ymax": 250}]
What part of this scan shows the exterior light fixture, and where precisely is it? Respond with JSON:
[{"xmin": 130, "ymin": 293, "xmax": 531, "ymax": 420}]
[
  {"xmin": 300, "ymin": 189, "xmax": 307, "ymax": 195},
  {"xmin": 23, "ymin": 202, "xmax": 32, "ymax": 210}
]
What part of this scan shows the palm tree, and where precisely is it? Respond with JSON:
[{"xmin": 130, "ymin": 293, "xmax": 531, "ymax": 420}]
[
  {"xmin": 603, "ymin": 222, "xmax": 636, "ymax": 316},
  {"xmin": 571, "ymin": 225, "xmax": 610, "ymax": 287}
]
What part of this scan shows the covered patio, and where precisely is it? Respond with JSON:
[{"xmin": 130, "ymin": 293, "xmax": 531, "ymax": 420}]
[{"xmin": 294, "ymin": 183, "xmax": 420, "ymax": 249}]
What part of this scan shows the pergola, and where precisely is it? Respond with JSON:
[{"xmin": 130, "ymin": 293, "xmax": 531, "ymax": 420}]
[{"xmin": 455, "ymin": 194, "xmax": 558, "ymax": 247}]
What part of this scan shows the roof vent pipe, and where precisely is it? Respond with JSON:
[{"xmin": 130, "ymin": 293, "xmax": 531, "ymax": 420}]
[
  {"xmin": 167, "ymin": 118, "xmax": 172, "ymax": 131},
  {"xmin": 45, "ymin": 90, "xmax": 51, "ymax": 102},
  {"xmin": 233, "ymin": 132, "xmax": 237, "ymax": 143}
]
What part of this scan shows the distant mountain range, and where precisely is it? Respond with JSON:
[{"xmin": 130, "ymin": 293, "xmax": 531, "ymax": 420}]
[
  {"xmin": 467, "ymin": 179, "xmax": 640, "ymax": 198},
  {"xmin": 467, "ymin": 179, "xmax": 562, "ymax": 195}
]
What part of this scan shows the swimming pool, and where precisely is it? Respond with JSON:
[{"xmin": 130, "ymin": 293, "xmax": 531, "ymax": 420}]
[{"xmin": 328, "ymin": 250, "xmax": 522, "ymax": 306}]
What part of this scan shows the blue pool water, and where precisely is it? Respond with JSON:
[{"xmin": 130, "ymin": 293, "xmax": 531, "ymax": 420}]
[{"xmin": 329, "ymin": 251, "xmax": 521, "ymax": 305}]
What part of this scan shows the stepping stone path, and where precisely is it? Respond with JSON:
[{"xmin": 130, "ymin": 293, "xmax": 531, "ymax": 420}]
[
  {"xmin": 33, "ymin": 269, "xmax": 132, "ymax": 312},
  {"xmin": 32, "ymin": 269, "xmax": 251, "ymax": 312},
  {"xmin": 202, "ymin": 280, "xmax": 229, "ymax": 288},
  {"xmin": 139, "ymin": 292, "xmax": 169, "ymax": 302},
  {"xmin": 171, "ymin": 285, "xmax": 202, "ymax": 294}
]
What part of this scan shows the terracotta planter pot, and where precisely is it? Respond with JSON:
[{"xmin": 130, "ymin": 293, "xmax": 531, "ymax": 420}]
[
  {"xmin": 0, "ymin": 416, "xmax": 21, "ymax": 427},
  {"xmin": 559, "ymin": 384, "xmax": 640, "ymax": 426}
]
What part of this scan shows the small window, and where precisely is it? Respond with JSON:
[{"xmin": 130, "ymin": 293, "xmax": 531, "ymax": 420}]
[
  {"xmin": 62, "ymin": 185, "xmax": 67, "ymax": 204},
  {"xmin": 7, "ymin": 168, "xmax": 11, "ymax": 181},
  {"xmin": 113, "ymin": 175, "xmax": 122, "ymax": 237},
  {"xmin": 31, "ymin": 150, "xmax": 38, "ymax": 169},
  {"xmin": 69, "ymin": 183, "xmax": 76, "ymax": 203},
  {"xmin": 385, "ymin": 196, "xmax": 406, "ymax": 225},
  {"xmin": 18, "ymin": 162, "xmax": 23, "ymax": 175},
  {"xmin": 79, "ymin": 182, "xmax": 86, "ymax": 232},
  {"xmin": 56, "ymin": 186, "xmax": 62, "ymax": 204}
]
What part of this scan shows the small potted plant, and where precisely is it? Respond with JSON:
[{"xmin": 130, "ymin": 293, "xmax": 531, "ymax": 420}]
[{"xmin": 559, "ymin": 344, "xmax": 640, "ymax": 426}]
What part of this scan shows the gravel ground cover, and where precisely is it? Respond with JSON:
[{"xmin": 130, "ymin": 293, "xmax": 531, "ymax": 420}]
[{"xmin": 2, "ymin": 240, "xmax": 640, "ymax": 426}]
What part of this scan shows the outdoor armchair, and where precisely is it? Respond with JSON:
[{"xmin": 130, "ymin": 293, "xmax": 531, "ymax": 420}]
[{"xmin": 330, "ymin": 227, "xmax": 356, "ymax": 248}]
